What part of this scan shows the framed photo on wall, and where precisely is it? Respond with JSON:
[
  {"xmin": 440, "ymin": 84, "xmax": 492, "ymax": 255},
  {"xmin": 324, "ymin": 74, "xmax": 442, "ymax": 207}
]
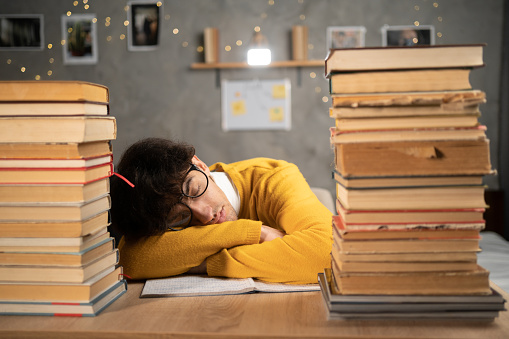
[
  {"xmin": 127, "ymin": 1, "xmax": 161, "ymax": 51},
  {"xmin": 61, "ymin": 14, "xmax": 98, "ymax": 65},
  {"xmin": 0, "ymin": 14, "xmax": 44, "ymax": 50},
  {"xmin": 381, "ymin": 24, "xmax": 435, "ymax": 47},
  {"xmin": 326, "ymin": 26, "xmax": 366, "ymax": 50}
]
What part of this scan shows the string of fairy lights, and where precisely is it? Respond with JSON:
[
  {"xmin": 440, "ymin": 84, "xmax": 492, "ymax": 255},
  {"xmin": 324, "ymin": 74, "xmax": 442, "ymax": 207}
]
[{"xmin": 2, "ymin": 0, "xmax": 443, "ymax": 104}]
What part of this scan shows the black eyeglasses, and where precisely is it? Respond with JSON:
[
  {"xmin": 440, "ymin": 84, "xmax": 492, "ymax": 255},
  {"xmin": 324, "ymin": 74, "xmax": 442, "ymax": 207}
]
[{"xmin": 166, "ymin": 164, "xmax": 209, "ymax": 231}]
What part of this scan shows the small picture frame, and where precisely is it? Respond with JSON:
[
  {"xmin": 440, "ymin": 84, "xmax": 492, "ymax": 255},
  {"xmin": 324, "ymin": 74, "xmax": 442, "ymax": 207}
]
[
  {"xmin": 327, "ymin": 26, "xmax": 366, "ymax": 50},
  {"xmin": 61, "ymin": 14, "xmax": 98, "ymax": 65},
  {"xmin": 127, "ymin": 1, "xmax": 161, "ymax": 51},
  {"xmin": 0, "ymin": 14, "xmax": 44, "ymax": 50},
  {"xmin": 381, "ymin": 25, "xmax": 435, "ymax": 47}
]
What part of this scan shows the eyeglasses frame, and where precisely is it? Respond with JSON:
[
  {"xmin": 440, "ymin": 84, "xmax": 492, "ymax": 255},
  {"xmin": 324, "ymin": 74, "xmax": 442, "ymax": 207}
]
[{"xmin": 167, "ymin": 163, "xmax": 209, "ymax": 231}]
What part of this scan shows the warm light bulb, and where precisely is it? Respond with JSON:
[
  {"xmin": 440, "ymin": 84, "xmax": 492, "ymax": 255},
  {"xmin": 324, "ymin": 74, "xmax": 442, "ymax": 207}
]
[{"xmin": 247, "ymin": 48, "xmax": 271, "ymax": 66}]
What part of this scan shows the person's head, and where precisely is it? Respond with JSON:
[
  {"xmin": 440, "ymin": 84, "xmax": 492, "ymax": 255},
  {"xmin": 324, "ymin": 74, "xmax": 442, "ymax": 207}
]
[{"xmin": 110, "ymin": 137, "xmax": 237, "ymax": 238}]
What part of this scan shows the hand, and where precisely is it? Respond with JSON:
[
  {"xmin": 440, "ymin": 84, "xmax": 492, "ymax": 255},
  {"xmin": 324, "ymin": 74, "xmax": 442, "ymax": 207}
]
[
  {"xmin": 259, "ymin": 225, "xmax": 285, "ymax": 243},
  {"xmin": 187, "ymin": 259, "xmax": 207, "ymax": 275}
]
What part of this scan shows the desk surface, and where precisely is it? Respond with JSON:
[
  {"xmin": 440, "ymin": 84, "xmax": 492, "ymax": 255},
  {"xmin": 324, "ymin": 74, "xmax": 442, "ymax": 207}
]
[{"xmin": 0, "ymin": 280, "xmax": 508, "ymax": 339}]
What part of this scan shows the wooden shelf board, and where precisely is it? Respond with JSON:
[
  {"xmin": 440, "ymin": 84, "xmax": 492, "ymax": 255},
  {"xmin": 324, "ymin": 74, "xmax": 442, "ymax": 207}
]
[{"xmin": 190, "ymin": 60, "xmax": 324, "ymax": 69}]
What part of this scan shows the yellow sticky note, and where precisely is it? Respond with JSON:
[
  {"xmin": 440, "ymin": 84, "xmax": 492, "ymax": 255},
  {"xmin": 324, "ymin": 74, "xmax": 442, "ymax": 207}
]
[
  {"xmin": 272, "ymin": 84, "xmax": 286, "ymax": 99},
  {"xmin": 269, "ymin": 107, "xmax": 284, "ymax": 122},
  {"xmin": 231, "ymin": 100, "xmax": 246, "ymax": 116}
]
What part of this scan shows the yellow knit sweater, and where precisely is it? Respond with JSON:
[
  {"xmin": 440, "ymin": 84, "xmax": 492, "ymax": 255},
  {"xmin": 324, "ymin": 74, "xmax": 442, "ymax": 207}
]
[{"xmin": 117, "ymin": 158, "xmax": 332, "ymax": 284}]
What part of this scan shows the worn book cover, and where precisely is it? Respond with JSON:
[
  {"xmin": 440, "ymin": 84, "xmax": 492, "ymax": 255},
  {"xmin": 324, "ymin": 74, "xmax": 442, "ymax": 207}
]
[
  {"xmin": 333, "ymin": 139, "xmax": 492, "ymax": 177},
  {"xmin": 331, "ymin": 261, "xmax": 491, "ymax": 295}
]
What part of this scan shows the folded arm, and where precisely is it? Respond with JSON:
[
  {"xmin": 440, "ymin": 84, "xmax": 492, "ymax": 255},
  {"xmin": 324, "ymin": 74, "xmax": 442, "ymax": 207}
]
[
  {"xmin": 206, "ymin": 164, "xmax": 333, "ymax": 284},
  {"xmin": 118, "ymin": 219, "xmax": 261, "ymax": 279}
]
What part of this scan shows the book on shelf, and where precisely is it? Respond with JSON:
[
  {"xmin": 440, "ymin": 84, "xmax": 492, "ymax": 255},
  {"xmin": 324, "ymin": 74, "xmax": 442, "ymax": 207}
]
[
  {"xmin": 330, "ymin": 260, "xmax": 491, "ymax": 295},
  {"xmin": 0, "ymin": 141, "xmax": 112, "ymax": 160},
  {"xmin": 333, "ymin": 139, "xmax": 492, "ymax": 178},
  {"xmin": 0, "ymin": 81, "xmax": 109, "ymax": 103},
  {"xmin": 329, "ymin": 104, "xmax": 482, "ymax": 119},
  {"xmin": 333, "ymin": 248, "xmax": 479, "ymax": 263},
  {"xmin": 332, "ymin": 214, "xmax": 484, "ymax": 240},
  {"xmin": 0, "ymin": 230, "xmax": 111, "ymax": 253},
  {"xmin": 0, "ymin": 227, "xmax": 109, "ymax": 248},
  {"xmin": 0, "ymin": 194, "xmax": 111, "ymax": 222},
  {"xmin": 334, "ymin": 231, "xmax": 480, "ymax": 254},
  {"xmin": 321, "ymin": 270, "xmax": 504, "ymax": 304},
  {"xmin": 335, "ymin": 182, "xmax": 488, "ymax": 210},
  {"xmin": 0, "ymin": 116, "xmax": 116, "ymax": 143},
  {"xmin": 0, "ymin": 238, "xmax": 115, "ymax": 266},
  {"xmin": 141, "ymin": 275, "xmax": 320, "ymax": 298},
  {"xmin": 330, "ymin": 89, "xmax": 485, "ymax": 108},
  {"xmin": 326, "ymin": 310, "xmax": 501, "ymax": 320},
  {"xmin": 335, "ymin": 199, "xmax": 486, "ymax": 224},
  {"xmin": 0, "ymin": 249, "xmax": 118, "ymax": 283},
  {"xmin": 0, "ymin": 279, "xmax": 126, "ymax": 317},
  {"xmin": 0, "ymin": 263, "xmax": 121, "ymax": 302},
  {"xmin": 0, "ymin": 163, "xmax": 112, "ymax": 184},
  {"xmin": 333, "ymin": 170, "xmax": 484, "ymax": 189},
  {"xmin": 0, "ymin": 211, "xmax": 109, "ymax": 238},
  {"xmin": 330, "ymin": 125, "xmax": 487, "ymax": 144},
  {"xmin": 329, "ymin": 68, "xmax": 473, "ymax": 94},
  {"xmin": 0, "ymin": 178, "xmax": 110, "ymax": 203},
  {"xmin": 0, "ymin": 154, "xmax": 112, "ymax": 169},
  {"xmin": 324, "ymin": 44, "xmax": 484, "ymax": 74},
  {"xmin": 318, "ymin": 271, "xmax": 505, "ymax": 319},
  {"xmin": 331, "ymin": 242, "xmax": 478, "ymax": 272},
  {"xmin": 332, "ymin": 256, "xmax": 478, "ymax": 273},
  {"xmin": 0, "ymin": 101, "xmax": 109, "ymax": 116},
  {"xmin": 333, "ymin": 114, "xmax": 480, "ymax": 132}
]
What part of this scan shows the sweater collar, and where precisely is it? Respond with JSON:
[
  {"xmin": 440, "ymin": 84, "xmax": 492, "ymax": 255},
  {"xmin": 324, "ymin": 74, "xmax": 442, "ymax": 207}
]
[{"xmin": 210, "ymin": 171, "xmax": 241, "ymax": 215}]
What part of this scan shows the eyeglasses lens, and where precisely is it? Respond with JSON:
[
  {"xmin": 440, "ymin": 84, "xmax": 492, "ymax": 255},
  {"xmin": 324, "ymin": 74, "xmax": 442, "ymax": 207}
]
[
  {"xmin": 182, "ymin": 169, "xmax": 208, "ymax": 198},
  {"xmin": 167, "ymin": 167, "xmax": 208, "ymax": 230}
]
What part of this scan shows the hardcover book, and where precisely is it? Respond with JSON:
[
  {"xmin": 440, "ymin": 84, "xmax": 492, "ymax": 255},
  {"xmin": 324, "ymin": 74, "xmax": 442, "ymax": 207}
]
[
  {"xmin": 333, "ymin": 139, "xmax": 492, "ymax": 177},
  {"xmin": 0, "ymin": 116, "xmax": 116, "ymax": 143},
  {"xmin": 0, "ymin": 280, "xmax": 126, "ymax": 316},
  {"xmin": 329, "ymin": 68, "xmax": 473, "ymax": 94},
  {"xmin": 0, "ymin": 81, "xmax": 109, "ymax": 103},
  {"xmin": 325, "ymin": 44, "xmax": 484, "ymax": 74},
  {"xmin": 331, "ymin": 261, "xmax": 491, "ymax": 295},
  {"xmin": 318, "ymin": 271, "xmax": 504, "ymax": 320}
]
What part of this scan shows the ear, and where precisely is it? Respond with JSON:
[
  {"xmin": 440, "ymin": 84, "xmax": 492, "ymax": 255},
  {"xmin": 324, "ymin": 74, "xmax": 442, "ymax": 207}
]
[{"xmin": 191, "ymin": 155, "xmax": 211, "ymax": 175}]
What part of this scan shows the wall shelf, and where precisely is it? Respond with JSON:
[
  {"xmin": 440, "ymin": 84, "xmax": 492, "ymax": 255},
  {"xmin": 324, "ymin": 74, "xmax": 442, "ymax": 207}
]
[
  {"xmin": 190, "ymin": 60, "xmax": 324, "ymax": 87},
  {"xmin": 190, "ymin": 59, "xmax": 324, "ymax": 69}
]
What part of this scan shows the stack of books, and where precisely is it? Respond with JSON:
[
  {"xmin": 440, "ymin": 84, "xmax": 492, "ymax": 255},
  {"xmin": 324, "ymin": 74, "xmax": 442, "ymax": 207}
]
[
  {"xmin": 0, "ymin": 81, "xmax": 126, "ymax": 316},
  {"xmin": 319, "ymin": 45, "xmax": 506, "ymax": 319}
]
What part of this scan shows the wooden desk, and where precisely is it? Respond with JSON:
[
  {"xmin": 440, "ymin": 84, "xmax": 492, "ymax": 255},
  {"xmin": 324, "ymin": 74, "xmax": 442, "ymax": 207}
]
[{"xmin": 0, "ymin": 281, "xmax": 508, "ymax": 339}]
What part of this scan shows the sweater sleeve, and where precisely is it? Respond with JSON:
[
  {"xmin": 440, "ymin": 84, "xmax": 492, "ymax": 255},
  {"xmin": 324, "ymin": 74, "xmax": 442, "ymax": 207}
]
[
  {"xmin": 118, "ymin": 219, "xmax": 261, "ymax": 279},
  {"xmin": 206, "ymin": 163, "xmax": 333, "ymax": 284}
]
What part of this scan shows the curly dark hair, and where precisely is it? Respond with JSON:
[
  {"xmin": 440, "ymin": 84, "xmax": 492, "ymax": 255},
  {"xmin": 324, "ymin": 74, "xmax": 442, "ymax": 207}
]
[{"xmin": 110, "ymin": 137, "xmax": 195, "ymax": 239}]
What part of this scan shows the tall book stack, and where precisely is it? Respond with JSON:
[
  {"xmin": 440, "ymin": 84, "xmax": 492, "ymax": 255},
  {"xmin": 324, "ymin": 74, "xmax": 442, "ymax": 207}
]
[
  {"xmin": 0, "ymin": 81, "xmax": 126, "ymax": 316},
  {"xmin": 318, "ymin": 45, "xmax": 506, "ymax": 319}
]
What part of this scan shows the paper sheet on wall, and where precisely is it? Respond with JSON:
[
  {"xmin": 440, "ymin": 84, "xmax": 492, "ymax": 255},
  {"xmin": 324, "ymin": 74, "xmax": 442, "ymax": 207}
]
[{"xmin": 221, "ymin": 79, "xmax": 291, "ymax": 131}]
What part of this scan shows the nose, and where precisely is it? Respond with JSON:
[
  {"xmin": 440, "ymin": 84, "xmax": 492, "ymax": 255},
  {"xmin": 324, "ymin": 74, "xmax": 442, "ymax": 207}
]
[{"xmin": 187, "ymin": 198, "xmax": 215, "ymax": 225}]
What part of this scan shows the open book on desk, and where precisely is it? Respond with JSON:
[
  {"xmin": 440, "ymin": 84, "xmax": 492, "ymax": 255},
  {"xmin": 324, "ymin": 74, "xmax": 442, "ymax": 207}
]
[{"xmin": 140, "ymin": 275, "xmax": 320, "ymax": 298}]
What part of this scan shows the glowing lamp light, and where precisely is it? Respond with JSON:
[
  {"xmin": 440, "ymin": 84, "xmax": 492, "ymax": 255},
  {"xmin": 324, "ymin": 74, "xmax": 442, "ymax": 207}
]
[
  {"xmin": 247, "ymin": 48, "xmax": 271, "ymax": 66},
  {"xmin": 247, "ymin": 30, "xmax": 271, "ymax": 66}
]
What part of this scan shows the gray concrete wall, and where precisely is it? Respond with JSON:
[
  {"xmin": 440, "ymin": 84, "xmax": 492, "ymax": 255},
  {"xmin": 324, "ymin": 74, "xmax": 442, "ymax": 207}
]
[{"xmin": 0, "ymin": 0, "xmax": 505, "ymax": 198}]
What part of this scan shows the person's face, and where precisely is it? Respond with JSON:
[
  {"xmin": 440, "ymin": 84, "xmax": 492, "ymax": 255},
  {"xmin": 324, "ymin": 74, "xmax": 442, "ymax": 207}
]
[{"xmin": 184, "ymin": 155, "xmax": 238, "ymax": 226}]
